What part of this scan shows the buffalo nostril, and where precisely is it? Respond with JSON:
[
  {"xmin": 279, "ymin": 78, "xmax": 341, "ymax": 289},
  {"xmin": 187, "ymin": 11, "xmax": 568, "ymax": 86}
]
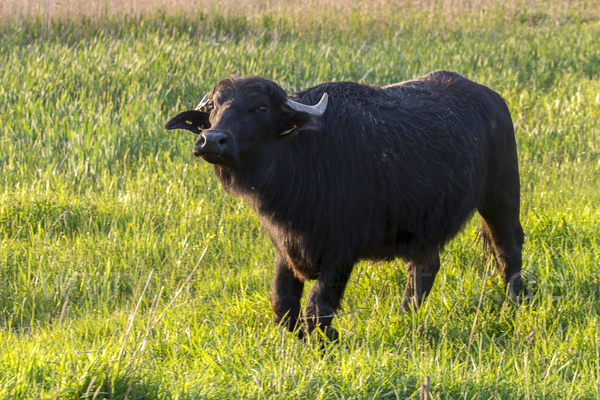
[{"xmin": 200, "ymin": 130, "xmax": 230, "ymax": 153}]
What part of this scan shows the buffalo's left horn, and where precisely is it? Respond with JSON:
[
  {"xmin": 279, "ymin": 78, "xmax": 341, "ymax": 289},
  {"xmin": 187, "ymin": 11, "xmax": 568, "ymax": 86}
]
[
  {"xmin": 286, "ymin": 92, "xmax": 328, "ymax": 117},
  {"xmin": 195, "ymin": 94, "xmax": 210, "ymax": 111}
]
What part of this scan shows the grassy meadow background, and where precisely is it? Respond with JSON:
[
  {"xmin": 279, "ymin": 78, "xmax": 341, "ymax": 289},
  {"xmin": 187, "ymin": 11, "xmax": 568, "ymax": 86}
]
[{"xmin": 1, "ymin": 0, "xmax": 600, "ymax": 398}]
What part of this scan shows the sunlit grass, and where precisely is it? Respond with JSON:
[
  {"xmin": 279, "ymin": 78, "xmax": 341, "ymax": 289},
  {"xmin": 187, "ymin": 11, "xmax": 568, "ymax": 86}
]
[{"xmin": 1, "ymin": 3, "xmax": 600, "ymax": 399}]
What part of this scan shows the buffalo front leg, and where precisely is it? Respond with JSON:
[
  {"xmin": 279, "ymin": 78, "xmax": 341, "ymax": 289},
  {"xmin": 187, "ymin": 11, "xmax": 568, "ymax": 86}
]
[
  {"xmin": 270, "ymin": 256, "xmax": 305, "ymax": 338},
  {"xmin": 401, "ymin": 251, "xmax": 441, "ymax": 310},
  {"xmin": 304, "ymin": 266, "xmax": 353, "ymax": 342}
]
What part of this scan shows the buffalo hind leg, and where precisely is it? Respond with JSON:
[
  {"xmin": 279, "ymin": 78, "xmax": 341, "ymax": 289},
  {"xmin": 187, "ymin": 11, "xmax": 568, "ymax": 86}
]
[
  {"xmin": 478, "ymin": 166, "xmax": 526, "ymax": 301},
  {"xmin": 271, "ymin": 256, "xmax": 305, "ymax": 338},
  {"xmin": 401, "ymin": 251, "xmax": 441, "ymax": 311},
  {"xmin": 480, "ymin": 213, "xmax": 525, "ymax": 301},
  {"xmin": 304, "ymin": 266, "xmax": 354, "ymax": 342}
]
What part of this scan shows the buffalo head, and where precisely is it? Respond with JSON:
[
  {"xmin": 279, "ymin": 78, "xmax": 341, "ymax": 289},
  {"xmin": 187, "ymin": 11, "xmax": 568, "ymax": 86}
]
[{"xmin": 165, "ymin": 75, "xmax": 328, "ymax": 166}]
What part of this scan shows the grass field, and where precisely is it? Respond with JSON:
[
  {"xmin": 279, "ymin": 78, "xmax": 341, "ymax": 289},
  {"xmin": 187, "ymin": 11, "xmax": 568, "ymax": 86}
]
[{"xmin": 1, "ymin": 1, "xmax": 600, "ymax": 398}]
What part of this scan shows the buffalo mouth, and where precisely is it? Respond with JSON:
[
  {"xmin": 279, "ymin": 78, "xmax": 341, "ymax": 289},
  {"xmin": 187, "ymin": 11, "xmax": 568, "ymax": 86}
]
[{"xmin": 198, "ymin": 152, "xmax": 233, "ymax": 165}]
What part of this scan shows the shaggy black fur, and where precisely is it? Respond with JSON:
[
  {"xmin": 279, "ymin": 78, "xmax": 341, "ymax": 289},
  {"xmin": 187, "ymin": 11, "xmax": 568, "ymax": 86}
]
[{"xmin": 165, "ymin": 70, "xmax": 525, "ymax": 340}]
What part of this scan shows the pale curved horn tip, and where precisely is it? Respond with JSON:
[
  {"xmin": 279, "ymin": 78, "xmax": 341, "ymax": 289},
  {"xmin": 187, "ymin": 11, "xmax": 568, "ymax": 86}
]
[
  {"xmin": 285, "ymin": 91, "xmax": 329, "ymax": 117},
  {"xmin": 314, "ymin": 92, "xmax": 328, "ymax": 117},
  {"xmin": 195, "ymin": 94, "xmax": 209, "ymax": 111}
]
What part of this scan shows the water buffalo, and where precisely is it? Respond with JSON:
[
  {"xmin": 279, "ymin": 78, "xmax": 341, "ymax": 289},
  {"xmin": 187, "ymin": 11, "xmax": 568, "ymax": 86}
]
[{"xmin": 165, "ymin": 70, "xmax": 525, "ymax": 341}]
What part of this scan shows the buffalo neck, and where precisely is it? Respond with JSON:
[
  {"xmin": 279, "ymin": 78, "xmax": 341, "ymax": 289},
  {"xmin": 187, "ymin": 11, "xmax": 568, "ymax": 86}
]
[{"xmin": 213, "ymin": 134, "xmax": 343, "ymax": 227}]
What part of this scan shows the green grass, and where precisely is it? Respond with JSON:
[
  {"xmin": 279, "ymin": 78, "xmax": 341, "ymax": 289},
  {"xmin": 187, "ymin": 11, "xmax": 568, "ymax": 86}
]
[{"xmin": 1, "ymin": 4, "xmax": 600, "ymax": 399}]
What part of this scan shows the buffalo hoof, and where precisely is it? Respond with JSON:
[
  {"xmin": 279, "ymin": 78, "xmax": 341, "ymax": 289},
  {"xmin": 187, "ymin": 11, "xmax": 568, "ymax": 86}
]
[
  {"xmin": 401, "ymin": 296, "xmax": 419, "ymax": 312},
  {"xmin": 507, "ymin": 274, "xmax": 530, "ymax": 304},
  {"xmin": 318, "ymin": 327, "xmax": 341, "ymax": 353},
  {"xmin": 304, "ymin": 325, "xmax": 340, "ymax": 344},
  {"xmin": 324, "ymin": 326, "xmax": 340, "ymax": 343}
]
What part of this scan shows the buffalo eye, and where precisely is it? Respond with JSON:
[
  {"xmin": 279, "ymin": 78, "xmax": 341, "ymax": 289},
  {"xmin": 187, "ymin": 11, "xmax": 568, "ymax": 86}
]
[{"xmin": 259, "ymin": 105, "xmax": 269, "ymax": 113}]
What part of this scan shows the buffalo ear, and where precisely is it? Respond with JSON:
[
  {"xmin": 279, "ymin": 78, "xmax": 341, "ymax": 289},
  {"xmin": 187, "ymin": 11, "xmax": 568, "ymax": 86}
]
[
  {"xmin": 164, "ymin": 110, "xmax": 211, "ymax": 135},
  {"xmin": 279, "ymin": 111, "xmax": 321, "ymax": 138}
]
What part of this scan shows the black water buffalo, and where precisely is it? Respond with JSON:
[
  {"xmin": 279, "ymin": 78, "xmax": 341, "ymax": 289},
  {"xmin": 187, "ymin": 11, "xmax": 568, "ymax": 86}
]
[{"xmin": 165, "ymin": 70, "xmax": 524, "ymax": 341}]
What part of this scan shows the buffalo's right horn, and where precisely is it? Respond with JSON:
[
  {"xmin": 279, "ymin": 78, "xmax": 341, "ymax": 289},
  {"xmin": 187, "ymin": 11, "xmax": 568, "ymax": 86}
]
[
  {"xmin": 286, "ymin": 92, "xmax": 328, "ymax": 117},
  {"xmin": 195, "ymin": 94, "xmax": 210, "ymax": 111}
]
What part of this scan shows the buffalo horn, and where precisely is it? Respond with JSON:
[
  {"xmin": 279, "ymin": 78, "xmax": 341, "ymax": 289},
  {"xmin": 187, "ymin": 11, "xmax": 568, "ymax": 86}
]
[
  {"xmin": 285, "ymin": 92, "xmax": 328, "ymax": 117},
  {"xmin": 195, "ymin": 94, "xmax": 210, "ymax": 111}
]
